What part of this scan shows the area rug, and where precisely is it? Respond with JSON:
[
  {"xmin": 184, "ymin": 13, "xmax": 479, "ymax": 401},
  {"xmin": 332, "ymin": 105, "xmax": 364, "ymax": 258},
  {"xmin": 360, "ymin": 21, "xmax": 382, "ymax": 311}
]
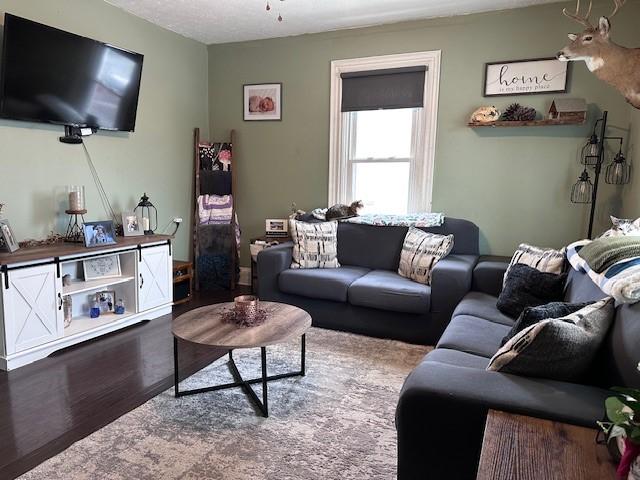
[{"xmin": 20, "ymin": 328, "xmax": 430, "ymax": 480}]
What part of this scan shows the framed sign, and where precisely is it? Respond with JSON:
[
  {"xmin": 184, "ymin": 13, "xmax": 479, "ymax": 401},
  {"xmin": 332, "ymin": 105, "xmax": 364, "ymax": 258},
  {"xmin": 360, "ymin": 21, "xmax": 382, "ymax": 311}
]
[
  {"xmin": 483, "ymin": 58, "xmax": 569, "ymax": 97},
  {"xmin": 83, "ymin": 254, "xmax": 121, "ymax": 280}
]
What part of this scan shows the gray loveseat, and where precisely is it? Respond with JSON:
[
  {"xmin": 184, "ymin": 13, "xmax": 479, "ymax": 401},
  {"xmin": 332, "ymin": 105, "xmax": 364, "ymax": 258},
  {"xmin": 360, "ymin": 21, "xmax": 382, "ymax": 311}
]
[
  {"xmin": 257, "ymin": 218, "xmax": 479, "ymax": 344},
  {"xmin": 396, "ymin": 258, "xmax": 640, "ymax": 479}
]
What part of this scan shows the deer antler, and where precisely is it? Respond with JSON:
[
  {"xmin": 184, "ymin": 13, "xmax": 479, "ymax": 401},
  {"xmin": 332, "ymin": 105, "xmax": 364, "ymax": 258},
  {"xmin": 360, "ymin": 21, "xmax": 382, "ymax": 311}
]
[
  {"xmin": 563, "ymin": 0, "xmax": 594, "ymax": 29},
  {"xmin": 609, "ymin": 0, "xmax": 626, "ymax": 18}
]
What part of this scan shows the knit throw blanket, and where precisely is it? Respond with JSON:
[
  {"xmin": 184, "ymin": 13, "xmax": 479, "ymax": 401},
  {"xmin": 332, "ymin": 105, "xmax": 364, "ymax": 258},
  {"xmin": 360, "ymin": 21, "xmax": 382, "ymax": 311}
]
[{"xmin": 578, "ymin": 237, "xmax": 640, "ymax": 273}]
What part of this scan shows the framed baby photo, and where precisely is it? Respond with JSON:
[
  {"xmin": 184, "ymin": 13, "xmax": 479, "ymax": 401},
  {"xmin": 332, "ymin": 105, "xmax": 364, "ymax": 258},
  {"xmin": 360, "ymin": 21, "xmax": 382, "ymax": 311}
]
[
  {"xmin": 121, "ymin": 212, "xmax": 144, "ymax": 237},
  {"xmin": 83, "ymin": 220, "xmax": 117, "ymax": 248},
  {"xmin": 243, "ymin": 83, "xmax": 282, "ymax": 121},
  {"xmin": 0, "ymin": 220, "xmax": 19, "ymax": 253}
]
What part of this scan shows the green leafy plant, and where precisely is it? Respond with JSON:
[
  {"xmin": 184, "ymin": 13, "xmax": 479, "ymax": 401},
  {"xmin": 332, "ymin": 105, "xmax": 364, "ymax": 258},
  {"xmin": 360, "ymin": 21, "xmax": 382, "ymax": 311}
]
[{"xmin": 598, "ymin": 387, "xmax": 640, "ymax": 444}]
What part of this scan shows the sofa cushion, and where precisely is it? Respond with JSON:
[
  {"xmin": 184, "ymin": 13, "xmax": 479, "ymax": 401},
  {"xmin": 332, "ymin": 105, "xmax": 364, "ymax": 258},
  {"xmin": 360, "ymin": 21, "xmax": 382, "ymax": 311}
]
[
  {"xmin": 279, "ymin": 266, "xmax": 369, "ymax": 302},
  {"xmin": 453, "ymin": 292, "xmax": 514, "ymax": 326},
  {"xmin": 488, "ymin": 298, "xmax": 615, "ymax": 382},
  {"xmin": 289, "ymin": 220, "xmax": 340, "ymax": 269},
  {"xmin": 424, "ymin": 347, "xmax": 490, "ymax": 370},
  {"xmin": 502, "ymin": 301, "xmax": 593, "ymax": 346},
  {"xmin": 348, "ymin": 270, "xmax": 430, "ymax": 314},
  {"xmin": 497, "ymin": 264, "xmax": 567, "ymax": 318},
  {"xmin": 398, "ymin": 228, "xmax": 454, "ymax": 285},
  {"xmin": 436, "ymin": 315, "xmax": 510, "ymax": 358},
  {"xmin": 336, "ymin": 218, "xmax": 479, "ymax": 271},
  {"xmin": 503, "ymin": 243, "xmax": 566, "ymax": 286}
]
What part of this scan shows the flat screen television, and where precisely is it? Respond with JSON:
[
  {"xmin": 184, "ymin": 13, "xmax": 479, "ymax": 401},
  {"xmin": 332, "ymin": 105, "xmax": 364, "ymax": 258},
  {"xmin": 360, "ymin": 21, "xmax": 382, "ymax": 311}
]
[{"xmin": 0, "ymin": 14, "xmax": 144, "ymax": 132}]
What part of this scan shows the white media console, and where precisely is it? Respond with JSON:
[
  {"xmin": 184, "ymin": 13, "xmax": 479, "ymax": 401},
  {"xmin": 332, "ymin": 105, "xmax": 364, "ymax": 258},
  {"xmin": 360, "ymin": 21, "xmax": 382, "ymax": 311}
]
[{"xmin": 0, "ymin": 235, "xmax": 173, "ymax": 370}]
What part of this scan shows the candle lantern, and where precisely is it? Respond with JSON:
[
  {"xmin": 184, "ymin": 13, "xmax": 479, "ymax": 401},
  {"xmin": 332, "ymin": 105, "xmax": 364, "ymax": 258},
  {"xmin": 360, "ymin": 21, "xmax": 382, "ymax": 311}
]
[
  {"xmin": 134, "ymin": 193, "xmax": 158, "ymax": 235},
  {"xmin": 64, "ymin": 185, "xmax": 87, "ymax": 243},
  {"xmin": 67, "ymin": 185, "xmax": 85, "ymax": 211}
]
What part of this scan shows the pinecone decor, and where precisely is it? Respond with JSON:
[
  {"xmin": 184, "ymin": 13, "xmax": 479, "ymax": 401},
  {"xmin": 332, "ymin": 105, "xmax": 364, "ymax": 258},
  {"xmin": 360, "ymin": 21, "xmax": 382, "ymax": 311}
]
[{"xmin": 501, "ymin": 103, "xmax": 536, "ymax": 122}]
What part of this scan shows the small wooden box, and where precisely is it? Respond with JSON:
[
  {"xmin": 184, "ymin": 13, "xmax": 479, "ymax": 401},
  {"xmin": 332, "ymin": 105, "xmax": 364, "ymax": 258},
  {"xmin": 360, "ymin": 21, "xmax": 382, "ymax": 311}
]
[{"xmin": 173, "ymin": 260, "xmax": 193, "ymax": 305}]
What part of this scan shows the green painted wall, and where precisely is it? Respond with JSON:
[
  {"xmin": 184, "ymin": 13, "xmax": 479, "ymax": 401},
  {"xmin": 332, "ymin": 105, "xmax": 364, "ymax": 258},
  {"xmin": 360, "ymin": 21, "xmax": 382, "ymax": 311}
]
[
  {"xmin": 622, "ymin": 106, "xmax": 640, "ymax": 220},
  {"xmin": 0, "ymin": 0, "xmax": 208, "ymax": 261},
  {"xmin": 208, "ymin": 0, "xmax": 639, "ymax": 265}
]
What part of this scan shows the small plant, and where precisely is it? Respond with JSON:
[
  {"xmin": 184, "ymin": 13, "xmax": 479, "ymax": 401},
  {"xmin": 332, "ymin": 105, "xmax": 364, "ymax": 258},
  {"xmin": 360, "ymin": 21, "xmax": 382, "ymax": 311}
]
[{"xmin": 598, "ymin": 387, "xmax": 640, "ymax": 478}]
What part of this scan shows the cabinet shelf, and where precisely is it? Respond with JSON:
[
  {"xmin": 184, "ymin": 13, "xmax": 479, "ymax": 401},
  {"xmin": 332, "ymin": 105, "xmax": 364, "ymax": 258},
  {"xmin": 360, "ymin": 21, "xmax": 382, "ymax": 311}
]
[
  {"xmin": 63, "ymin": 276, "xmax": 135, "ymax": 296},
  {"xmin": 63, "ymin": 311, "xmax": 135, "ymax": 338}
]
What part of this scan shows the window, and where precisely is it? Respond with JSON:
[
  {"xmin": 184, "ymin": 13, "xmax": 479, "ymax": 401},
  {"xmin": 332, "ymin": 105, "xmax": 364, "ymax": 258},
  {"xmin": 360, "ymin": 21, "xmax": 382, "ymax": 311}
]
[
  {"xmin": 329, "ymin": 52, "xmax": 441, "ymax": 214},
  {"xmin": 345, "ymin": 108, "xmax": 416, "ymax": 214}
]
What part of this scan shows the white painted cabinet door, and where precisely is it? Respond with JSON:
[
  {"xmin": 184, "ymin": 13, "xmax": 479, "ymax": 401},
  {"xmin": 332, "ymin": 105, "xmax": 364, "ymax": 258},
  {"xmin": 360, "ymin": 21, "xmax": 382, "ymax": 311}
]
[
  {"xmin": 138, "ymin": 245, "xmax": 172, "ymax": 312},
  {"xmin": 2, "ymin": 263, "xmax": 63, "ymax": 354}
]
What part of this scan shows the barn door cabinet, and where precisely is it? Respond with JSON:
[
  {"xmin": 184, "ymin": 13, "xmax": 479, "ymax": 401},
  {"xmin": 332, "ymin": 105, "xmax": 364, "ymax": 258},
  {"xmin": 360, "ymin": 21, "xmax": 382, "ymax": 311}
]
[{"xmin": 0, "ymin": 236, "xmax": 173, "ymax": 371}]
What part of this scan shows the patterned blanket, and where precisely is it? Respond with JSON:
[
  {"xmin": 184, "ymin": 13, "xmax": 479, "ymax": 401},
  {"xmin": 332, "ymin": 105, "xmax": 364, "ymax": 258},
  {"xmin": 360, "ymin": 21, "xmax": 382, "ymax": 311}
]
[
  {"xmin": 198, "ymin": 194, "xmax": 233, "ymax": 225},
  {"xmin": 341, "ymin": 212, "xmax": 445, "ymax": 227},
  {"xmin": 567, "ymin": 239, "xmax": 640, "ymax": 304}
]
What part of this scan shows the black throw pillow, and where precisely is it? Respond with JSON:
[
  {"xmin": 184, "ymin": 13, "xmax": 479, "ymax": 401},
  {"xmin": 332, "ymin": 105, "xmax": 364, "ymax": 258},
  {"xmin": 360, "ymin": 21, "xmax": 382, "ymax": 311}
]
[
  {"xmin": 501, "ymin": 301, "xmax": 594, "ymax": 345},
  {"xmin": 496, "ymin": 264, "xmax": 567, "ymax": 319}
]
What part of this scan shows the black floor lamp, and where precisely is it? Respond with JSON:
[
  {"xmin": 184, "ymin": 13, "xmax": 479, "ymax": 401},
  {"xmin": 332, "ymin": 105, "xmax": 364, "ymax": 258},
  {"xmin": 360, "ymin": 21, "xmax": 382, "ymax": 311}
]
[{"xmin": 570, "ymin": 110, "xmax": 631, "ymax": 238}]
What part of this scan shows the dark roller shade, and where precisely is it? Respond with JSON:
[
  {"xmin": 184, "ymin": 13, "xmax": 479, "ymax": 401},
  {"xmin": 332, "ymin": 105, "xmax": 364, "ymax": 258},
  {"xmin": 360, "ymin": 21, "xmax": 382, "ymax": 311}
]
[{"xmin": 341, "ymin": 66, "xmax": 426, "ymax": 112}]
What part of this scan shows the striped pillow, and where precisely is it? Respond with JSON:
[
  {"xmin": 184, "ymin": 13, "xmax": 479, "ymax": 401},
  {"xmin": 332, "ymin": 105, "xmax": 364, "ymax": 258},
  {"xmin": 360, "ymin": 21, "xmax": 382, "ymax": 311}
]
[
  {"xmin": 398, "ymin": 227, "xmax": 454, "ymax": 285},
  {"xmin": 289, "ymin": 220, "xmax": 340, "ymax": 269},
  {"xmin": 503, "ymin": 243, "xmax": 565, "ymax": 286}
]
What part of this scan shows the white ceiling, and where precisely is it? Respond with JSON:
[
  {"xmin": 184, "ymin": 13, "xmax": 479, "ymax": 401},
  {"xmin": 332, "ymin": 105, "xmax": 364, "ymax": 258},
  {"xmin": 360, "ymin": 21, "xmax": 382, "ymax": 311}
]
[{"xmin": 105, "ymin": 0, "xmax": 563, "ymax": 45}]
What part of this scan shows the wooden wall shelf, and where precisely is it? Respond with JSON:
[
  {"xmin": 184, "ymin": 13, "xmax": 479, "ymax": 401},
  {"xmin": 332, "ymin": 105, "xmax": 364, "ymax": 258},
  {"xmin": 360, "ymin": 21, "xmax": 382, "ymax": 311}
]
[{"xmin": 468, "ymin": 118, "xmax": 586, "ymax": 128}]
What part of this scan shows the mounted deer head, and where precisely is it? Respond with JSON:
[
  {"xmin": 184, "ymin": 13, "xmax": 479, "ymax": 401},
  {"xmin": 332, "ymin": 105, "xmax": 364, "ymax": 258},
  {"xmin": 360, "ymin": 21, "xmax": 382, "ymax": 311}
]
[{"xmin": 557, "ymin": 0, "xmax": 640, "ymax": 109}]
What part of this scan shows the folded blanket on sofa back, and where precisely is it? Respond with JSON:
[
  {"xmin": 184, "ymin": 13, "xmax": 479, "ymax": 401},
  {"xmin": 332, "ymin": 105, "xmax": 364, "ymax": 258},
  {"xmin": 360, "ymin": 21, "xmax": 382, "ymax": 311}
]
[
  {"xmin": 579, "ymin": 237, "xmax": 640, "ymax": 273},
  {"xmin": 568, "ymin": 239, "xmax": 640, "ymax": 304}
]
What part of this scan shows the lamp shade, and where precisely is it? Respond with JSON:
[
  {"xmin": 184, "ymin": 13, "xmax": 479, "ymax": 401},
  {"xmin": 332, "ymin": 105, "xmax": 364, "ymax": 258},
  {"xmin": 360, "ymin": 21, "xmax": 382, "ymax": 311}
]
[
  {"xmin": 570, "ymin": 170, "xmax": 593, "ymax": 204},
  {"xmin": 581, "ymin": 134, "xmax": 600, "ymax": 166},
  {"xmin": 605, "ymin": 151, "xmax": 631, "ymax": 185}
]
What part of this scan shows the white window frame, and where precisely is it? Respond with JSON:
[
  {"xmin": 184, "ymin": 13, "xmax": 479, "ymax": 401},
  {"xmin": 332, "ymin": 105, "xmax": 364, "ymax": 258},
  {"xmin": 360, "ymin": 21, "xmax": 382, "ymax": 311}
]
[{"xmin": 328, "ymin": 51, "xmax": 441, "ymax": 213}]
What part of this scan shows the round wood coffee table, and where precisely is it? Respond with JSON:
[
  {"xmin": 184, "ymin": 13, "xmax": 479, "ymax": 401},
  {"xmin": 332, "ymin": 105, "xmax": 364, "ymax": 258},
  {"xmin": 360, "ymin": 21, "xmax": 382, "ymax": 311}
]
[{"xmin": 172, "ymin": 301, "xmax": 311, "ymax": 417}]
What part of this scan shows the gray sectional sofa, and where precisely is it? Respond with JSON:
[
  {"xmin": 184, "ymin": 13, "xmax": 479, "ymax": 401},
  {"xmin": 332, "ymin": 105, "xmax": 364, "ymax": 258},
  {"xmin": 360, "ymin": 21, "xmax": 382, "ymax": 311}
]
[
  {"xmin": 257, "ymin": 218, "xmax": 480, "ymax": 344},
  {"xmin": 396, "ymin": 259, "xmax": 640, "ymax": 479}
]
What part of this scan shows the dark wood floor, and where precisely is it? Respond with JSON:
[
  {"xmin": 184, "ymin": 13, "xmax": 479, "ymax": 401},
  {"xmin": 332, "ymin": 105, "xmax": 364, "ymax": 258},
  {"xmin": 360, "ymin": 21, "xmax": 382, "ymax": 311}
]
[{"xmin": 0, "ymin": 287, "xmax": 248, "ymax": 480}]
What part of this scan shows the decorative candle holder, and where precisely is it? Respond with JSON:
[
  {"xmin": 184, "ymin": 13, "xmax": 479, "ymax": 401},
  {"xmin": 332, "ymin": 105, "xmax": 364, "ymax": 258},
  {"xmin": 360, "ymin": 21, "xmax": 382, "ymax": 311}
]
[
  {"xmin": 64, "ymin": 185, "xmax": 87, "ymax": 243},
  {"xmin": 67, "ymin": 186, "xmax": 85, "ymax": 211},
  {"xmin": 235, "ymin": 294, "xmax": 259, "ymax": 318},
  {"xmin": 222, "ymin": 295, "xmax": 267, "ymax": 327}
]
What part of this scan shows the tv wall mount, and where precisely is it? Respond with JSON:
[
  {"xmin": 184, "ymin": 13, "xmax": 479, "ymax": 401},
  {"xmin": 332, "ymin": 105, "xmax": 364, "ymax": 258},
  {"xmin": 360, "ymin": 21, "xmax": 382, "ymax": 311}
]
[{"xmin": 59, "ymin": 125, "xmax": 96, "ymax": 144}]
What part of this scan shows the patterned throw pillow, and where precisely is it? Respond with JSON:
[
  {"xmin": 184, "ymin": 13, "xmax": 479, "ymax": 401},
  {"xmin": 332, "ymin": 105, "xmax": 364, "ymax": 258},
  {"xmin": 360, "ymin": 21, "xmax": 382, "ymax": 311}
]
[
  {"xmin": 487, "ymin": 298, "xmax": 614, "ymax": 381},
  {"xmin": 289, "ymin": 220, "xmax": 340, "ymax": 269},
  {"xmin": 503, "ymin": 243, "xmax": 566, "ymax": 286},
  {"xmin": 398, "ymin": 228, "xmax": 454, "ymax": 285}
]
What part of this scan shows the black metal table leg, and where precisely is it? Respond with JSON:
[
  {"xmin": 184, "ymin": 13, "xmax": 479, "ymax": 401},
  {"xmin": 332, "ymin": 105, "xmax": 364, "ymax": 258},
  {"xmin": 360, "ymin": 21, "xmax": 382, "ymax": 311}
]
[
  {"xmin": 301, "ymin": 334, "xmax": 306, "ymax": 376},
  {"xmin": 261, "ymin": 347, "xmax": 268, "ymax": 417},
  {"xmin": 172, "ymin": 334, "xmax": 307, "ymax": 417},
  {"xmin": 173, "ymin": 337, "xmax": 180, "ymax": 398}
]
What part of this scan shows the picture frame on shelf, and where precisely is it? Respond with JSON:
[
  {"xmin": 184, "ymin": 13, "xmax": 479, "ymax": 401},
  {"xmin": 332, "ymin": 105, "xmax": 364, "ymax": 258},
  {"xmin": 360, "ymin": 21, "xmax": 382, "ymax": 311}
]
[
  {"xmin": 83, "ymin": 220, "xmax": 117, "ymax": 248},
  {"xmin": 121, "ymin": 212, "xmax": 144, "ymax": 237},
  {"xmin": 243, "ymin": 83, "xmax": 282, "ymax": 121},
  {"xmin": 0, "ymin": 220, "xmax": 19, "ymax": 253},
  {"xmin": 83, "ymin": 254, "xmax": 121, "ymax": 281},
  {"xmin": 95, "ymin": 290, "xmax": 116, "ymax": 314},
  {"xmin": 483, "ymin": 57, "xmax": 569, "ymax": 97},
  {"xmin": 265, "ymin": 218, "xmax": 289, "ymax": 237}
]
